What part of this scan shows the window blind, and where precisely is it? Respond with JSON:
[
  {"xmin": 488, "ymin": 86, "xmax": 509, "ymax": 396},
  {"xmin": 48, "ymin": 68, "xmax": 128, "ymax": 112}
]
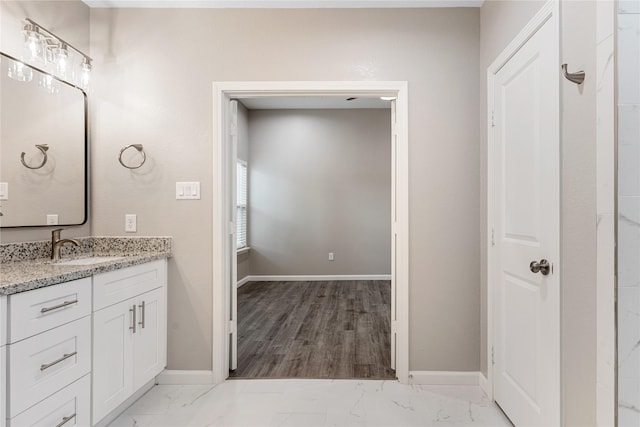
[{"xmin": 236, "ymin": 161, "xmax": 247, "ymax": 249}]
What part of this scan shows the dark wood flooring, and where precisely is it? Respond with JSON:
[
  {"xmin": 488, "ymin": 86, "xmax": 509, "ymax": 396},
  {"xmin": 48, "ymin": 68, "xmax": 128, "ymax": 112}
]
[{"xmin": 229, "ymin": 280, "xmax": 395, "ymax": 380}]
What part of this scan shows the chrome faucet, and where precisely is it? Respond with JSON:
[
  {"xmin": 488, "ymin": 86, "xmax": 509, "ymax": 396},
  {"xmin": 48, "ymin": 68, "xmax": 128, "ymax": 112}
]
[{"xmin": 51, "ymin": 228, "xmax": 80, "ymax": 261}]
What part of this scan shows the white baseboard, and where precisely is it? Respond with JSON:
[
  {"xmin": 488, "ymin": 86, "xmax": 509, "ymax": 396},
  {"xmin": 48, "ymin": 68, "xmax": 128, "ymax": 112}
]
[
  {"xmin": 237, "ymin": 276, "xmax": 252, "ymax": 288},
  {"xmin": 240, "ymin": 274, "xmax": 391, "ymax": 283},
  {"xmin": 409, "ymin": 371, "xmax": 482, "ymax": 386},
  {"xmin": 156, "ymin": 370, "xmax": 213, "ymax": 385}
]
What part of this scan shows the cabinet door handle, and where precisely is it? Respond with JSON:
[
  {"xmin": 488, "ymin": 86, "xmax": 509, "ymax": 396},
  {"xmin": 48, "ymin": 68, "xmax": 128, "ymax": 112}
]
[
  {"xmin": 40, "ymin": 299, "xmax": 78, "ymax": 314},
  {"xmin": 40, "ymin": 351, "xmax": 77, "ymax": 371},
  {"xmin": 130, "ymin": 304, "xmax": 137, "ymax": 333},
  {"xmin": 138, "ymin": 301, "xmax": 146, "ymax": 329},
  {"xmin": 55, "ymin": 413, "xmax": 76, "ymax": 427}
]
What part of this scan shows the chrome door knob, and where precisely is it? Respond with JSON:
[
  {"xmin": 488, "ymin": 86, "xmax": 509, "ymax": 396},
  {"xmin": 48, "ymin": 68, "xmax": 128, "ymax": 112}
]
[{"xmin": 530, "ymin": 259, "xmax": 551, "ymax": 275}]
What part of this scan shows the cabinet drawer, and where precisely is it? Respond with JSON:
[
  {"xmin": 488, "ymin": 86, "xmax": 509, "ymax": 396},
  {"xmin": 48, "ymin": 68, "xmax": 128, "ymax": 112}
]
[
  {"xmin": 9, "ymin": 374, "xmax": 90, "ymax": 427},
  {"xmin": 9, "ymin": 278, "xmax": 91, "ymax": 343},
  {"xmin": 8, "ymin": 317, "xmax": 91, "ymax": 416},
  {"xmin": 93, "ymin": 259, "xmax": 166, "ymax": 310}
]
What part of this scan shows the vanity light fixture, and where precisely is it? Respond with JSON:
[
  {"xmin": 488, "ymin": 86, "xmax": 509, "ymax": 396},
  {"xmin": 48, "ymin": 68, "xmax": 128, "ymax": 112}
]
[{"xmin": 20, "ymin": 18, "xmax": 92, "ymax": 89}]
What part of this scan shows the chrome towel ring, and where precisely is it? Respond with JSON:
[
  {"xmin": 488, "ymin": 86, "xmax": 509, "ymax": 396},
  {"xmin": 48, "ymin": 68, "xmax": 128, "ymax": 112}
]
[
  {"xmin": 21, "ymin": 144, "xmax": 49, "ymax": 170},
  {"xmin": 118, "ymin": 144, "xmax": 146, "ymax": 169}
]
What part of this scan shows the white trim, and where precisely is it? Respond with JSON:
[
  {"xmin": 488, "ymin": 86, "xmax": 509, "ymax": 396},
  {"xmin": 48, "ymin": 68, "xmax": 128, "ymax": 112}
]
[
  {"xmin": 236, "ymin": 276, "xmax": 252, "ymax": 288},
  {"xmin": 409, "ymin": 371, "xmax": 482, "ymax": 386},
  {"xmin": 83, "ymin": 0, "xmax": 483, "ymax": 8},
  {"xmin": 241, "ymin": 275, "xmax": 392, "ymax": 282},
  {"xmin": 479, "ymin": 372, "xmax": 490, "ymax": 397},
  {"xmin": 213, "ymin": 81, "xmax": 410, "ymax": 386},
  {"xmin": 486, "ymin": 0, "xmax": 560, "ymax": 417},
  {"xmin": 156, "ymin": 370, "xmax": 214, "ymax": 385},
  {"xmin": 237, "ymin": 246, "xmax": 250, "ymax": 255}
]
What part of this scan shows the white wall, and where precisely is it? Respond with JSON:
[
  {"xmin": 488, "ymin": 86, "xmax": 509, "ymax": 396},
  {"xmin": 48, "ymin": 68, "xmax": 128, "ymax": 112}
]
[
  {"xmin": 247, "ymin": 109, "xmax": 391, "ymax": 276},
  {"xmin": 617, "ymin": 1, "xmax": 640, "ymax": 425},
  {"xmin": 0, "ymin": 0, "xmax": 91, "ymax": 243},
  {"xmin": 89, "ymin": 8, "xmax": 481, "ymax": 371}
]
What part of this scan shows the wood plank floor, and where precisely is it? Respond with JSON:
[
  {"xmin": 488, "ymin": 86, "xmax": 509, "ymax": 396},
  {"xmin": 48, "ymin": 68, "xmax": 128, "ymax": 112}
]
[{"xmin": 229, "ymin": 280, "xmax": 395, "ymax": 380}]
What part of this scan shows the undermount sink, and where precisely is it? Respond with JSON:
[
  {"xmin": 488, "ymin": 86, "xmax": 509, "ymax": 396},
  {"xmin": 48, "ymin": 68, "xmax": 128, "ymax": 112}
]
[{"xmin": 55, "ymin": 256, "xmax": 126, "ymax": 266}]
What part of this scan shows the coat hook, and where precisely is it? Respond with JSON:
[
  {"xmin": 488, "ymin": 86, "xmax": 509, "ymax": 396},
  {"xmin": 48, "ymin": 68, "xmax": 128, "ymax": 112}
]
[
  {"xmin": 20, "ymin": 144, "xmax": 49, "ymax": 170},
  {"xmin": 118, "ymin": 144, "xmax": 146, "ymax": 169},
  {"xmin": 561, "ymin": 64, "xmax": 585, "ymax": 85}
]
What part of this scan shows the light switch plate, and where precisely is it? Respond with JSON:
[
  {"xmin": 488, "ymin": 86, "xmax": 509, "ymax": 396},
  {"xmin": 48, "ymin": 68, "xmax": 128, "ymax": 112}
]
[
  {"xmin": 176, "ymin": 182, "xmax": 201, "ymax": 200},
  {"xmin": 125, "ymin": 214, "xmax": 137, "ymax": 233}
]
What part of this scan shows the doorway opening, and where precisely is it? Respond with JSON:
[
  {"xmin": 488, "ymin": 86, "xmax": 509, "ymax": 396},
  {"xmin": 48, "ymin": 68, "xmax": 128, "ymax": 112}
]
[{"xmin": 212, "ymin": 82, "xmax": 409, "ymax": 385}]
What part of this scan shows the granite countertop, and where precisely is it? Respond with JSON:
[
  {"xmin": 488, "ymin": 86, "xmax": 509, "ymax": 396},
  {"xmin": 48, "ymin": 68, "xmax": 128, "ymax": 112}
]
[{"xmin": 0, "ymin": 236, "xmax": 172, "ymax": 296}]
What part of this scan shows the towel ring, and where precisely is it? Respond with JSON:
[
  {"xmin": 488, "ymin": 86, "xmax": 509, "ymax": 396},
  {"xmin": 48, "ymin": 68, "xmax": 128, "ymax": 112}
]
[
  {"xmin": 118, "ymin": 144, "xmax": 146, "ymax": 169},
  {"xmin": 21, "ymin": 144, "xmax": 49, "ymax": 170}
]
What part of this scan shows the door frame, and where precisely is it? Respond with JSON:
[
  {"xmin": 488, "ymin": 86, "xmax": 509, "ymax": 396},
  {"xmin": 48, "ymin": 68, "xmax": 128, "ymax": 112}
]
[
  {"xmin": 211, "ymin": 81, "xmax": 410, "ymax": 385},
  {"xmin": 486, "ymin": 0, "xmax": 561, "ymax": 402}
]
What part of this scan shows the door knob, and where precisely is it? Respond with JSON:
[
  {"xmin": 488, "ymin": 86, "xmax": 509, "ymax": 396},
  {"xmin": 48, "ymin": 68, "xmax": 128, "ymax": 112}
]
[{"xmin": 530, "ymin": 259, "xmax": 551, "ymax": 275}]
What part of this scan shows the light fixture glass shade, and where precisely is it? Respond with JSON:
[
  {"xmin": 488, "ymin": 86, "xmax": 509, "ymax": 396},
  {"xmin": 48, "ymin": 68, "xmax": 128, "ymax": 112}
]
[
  {"xmin": 23, "ymin": 24, "xmax": 42, "ymax": 61},
  {"xmin": 79, "ymin": 57, "xmax": 91, "ymax": 89},
  {"xmin": 7, "ymin": 60, "xmax": 33, "ymax": 82},
  {"xmin": 56, "ymin": 44, "xmax": 69, "ymax": 78}
]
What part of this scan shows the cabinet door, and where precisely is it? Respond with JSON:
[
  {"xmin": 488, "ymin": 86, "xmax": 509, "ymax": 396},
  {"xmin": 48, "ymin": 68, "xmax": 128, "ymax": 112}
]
[
  {"xmin": 1, "ymin": 345, "xmax": 5, "ymax": 427},
  {"xmin": 92, "ymin": 299, "xmax": 135, "ymax": 424},
  {"xmin": 134, "ymin": 287, "xmax": 167, "ymax": 389}
]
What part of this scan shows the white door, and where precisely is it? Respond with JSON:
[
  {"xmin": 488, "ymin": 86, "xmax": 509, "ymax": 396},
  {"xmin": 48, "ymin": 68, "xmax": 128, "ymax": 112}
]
[
  {"xmin": 134, "ymin": 287, "xmax": 167, "ymax": 389},
  {"xmin": 229, "ymin": 99, "xmax": 238, "ymax": 371},
  {"xmin": 491, "ymin": 10, "xmax": 560, "ymax": 427}
]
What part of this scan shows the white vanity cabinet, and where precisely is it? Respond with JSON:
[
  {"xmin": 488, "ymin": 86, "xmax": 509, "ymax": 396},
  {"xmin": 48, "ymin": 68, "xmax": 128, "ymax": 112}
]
[
  {"xmin": 92, "ymin": 260, "xmax": 167, "ymax": 425},
  {"xmin": 1, "ymin": 295, "xmax": 7, "ymax": 427},
  {"xmin": 5, "ymin": 278, "xmax": 92, "ymax": 427}
]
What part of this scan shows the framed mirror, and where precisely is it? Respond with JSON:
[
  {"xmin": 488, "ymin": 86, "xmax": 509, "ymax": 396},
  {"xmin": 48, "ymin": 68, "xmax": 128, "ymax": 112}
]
[{"xmin": 0, "ymin": 52, "xmax": 87, "ymax": 228}]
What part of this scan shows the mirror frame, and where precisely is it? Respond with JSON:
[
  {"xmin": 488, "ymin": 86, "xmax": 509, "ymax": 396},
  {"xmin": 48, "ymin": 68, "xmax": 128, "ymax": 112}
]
[{"xmin": 0, "ymin": 51, "xmax": 88, "ymax": 228}]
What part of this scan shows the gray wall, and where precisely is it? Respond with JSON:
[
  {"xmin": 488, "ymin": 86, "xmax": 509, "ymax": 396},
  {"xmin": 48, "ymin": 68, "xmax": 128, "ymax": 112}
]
[
  {"xmin": 89, "ymin": 8, "xmax": 481, "ymax": 371},
  {"xmin": 480, "ymin": 1, "xmax": 599, "ymax": 424},
  {"xmin": 247, "ymin": 109, "xmax": 391, "ymax": 276},
  {"xmin": 0, "ymin": 0, "xmax": 91, "ymax": 243}
]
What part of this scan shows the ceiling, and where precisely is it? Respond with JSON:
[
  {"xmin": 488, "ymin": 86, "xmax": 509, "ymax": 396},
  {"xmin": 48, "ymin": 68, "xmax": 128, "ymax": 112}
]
[
  {"xmin": 238, "ymin": 96, "xmax": 392, "ymax": 110},
  {"xmin": 82, "ymin": 0, "xmax": 483, "ymax": 8}
]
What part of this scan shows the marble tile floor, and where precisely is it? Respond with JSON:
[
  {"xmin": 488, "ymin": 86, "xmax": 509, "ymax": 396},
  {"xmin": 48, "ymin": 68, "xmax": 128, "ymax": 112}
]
[{"xmin": 109, "ymin": 379, "xmax": 513, "ymax": 427}]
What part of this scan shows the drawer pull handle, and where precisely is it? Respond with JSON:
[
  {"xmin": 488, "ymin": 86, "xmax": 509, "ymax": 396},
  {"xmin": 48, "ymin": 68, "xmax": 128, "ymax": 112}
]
[
  {"xmin": 138, "ymin": 301, "xmax": 146, "ymax": 329},
  {"xmin": 40, "ymin": 300, "xmax": 78, "ymax": 314},
  {"xmin": 130, "ymin": 304, "xmax": 137, "ymax": 333},
  {"xmin": 55, "ymin": 413, "xmax": 76, "ymax": 427},
  {"xmin": 40, "ymin": 351, "xmax": 77, "ymax": 371}
]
